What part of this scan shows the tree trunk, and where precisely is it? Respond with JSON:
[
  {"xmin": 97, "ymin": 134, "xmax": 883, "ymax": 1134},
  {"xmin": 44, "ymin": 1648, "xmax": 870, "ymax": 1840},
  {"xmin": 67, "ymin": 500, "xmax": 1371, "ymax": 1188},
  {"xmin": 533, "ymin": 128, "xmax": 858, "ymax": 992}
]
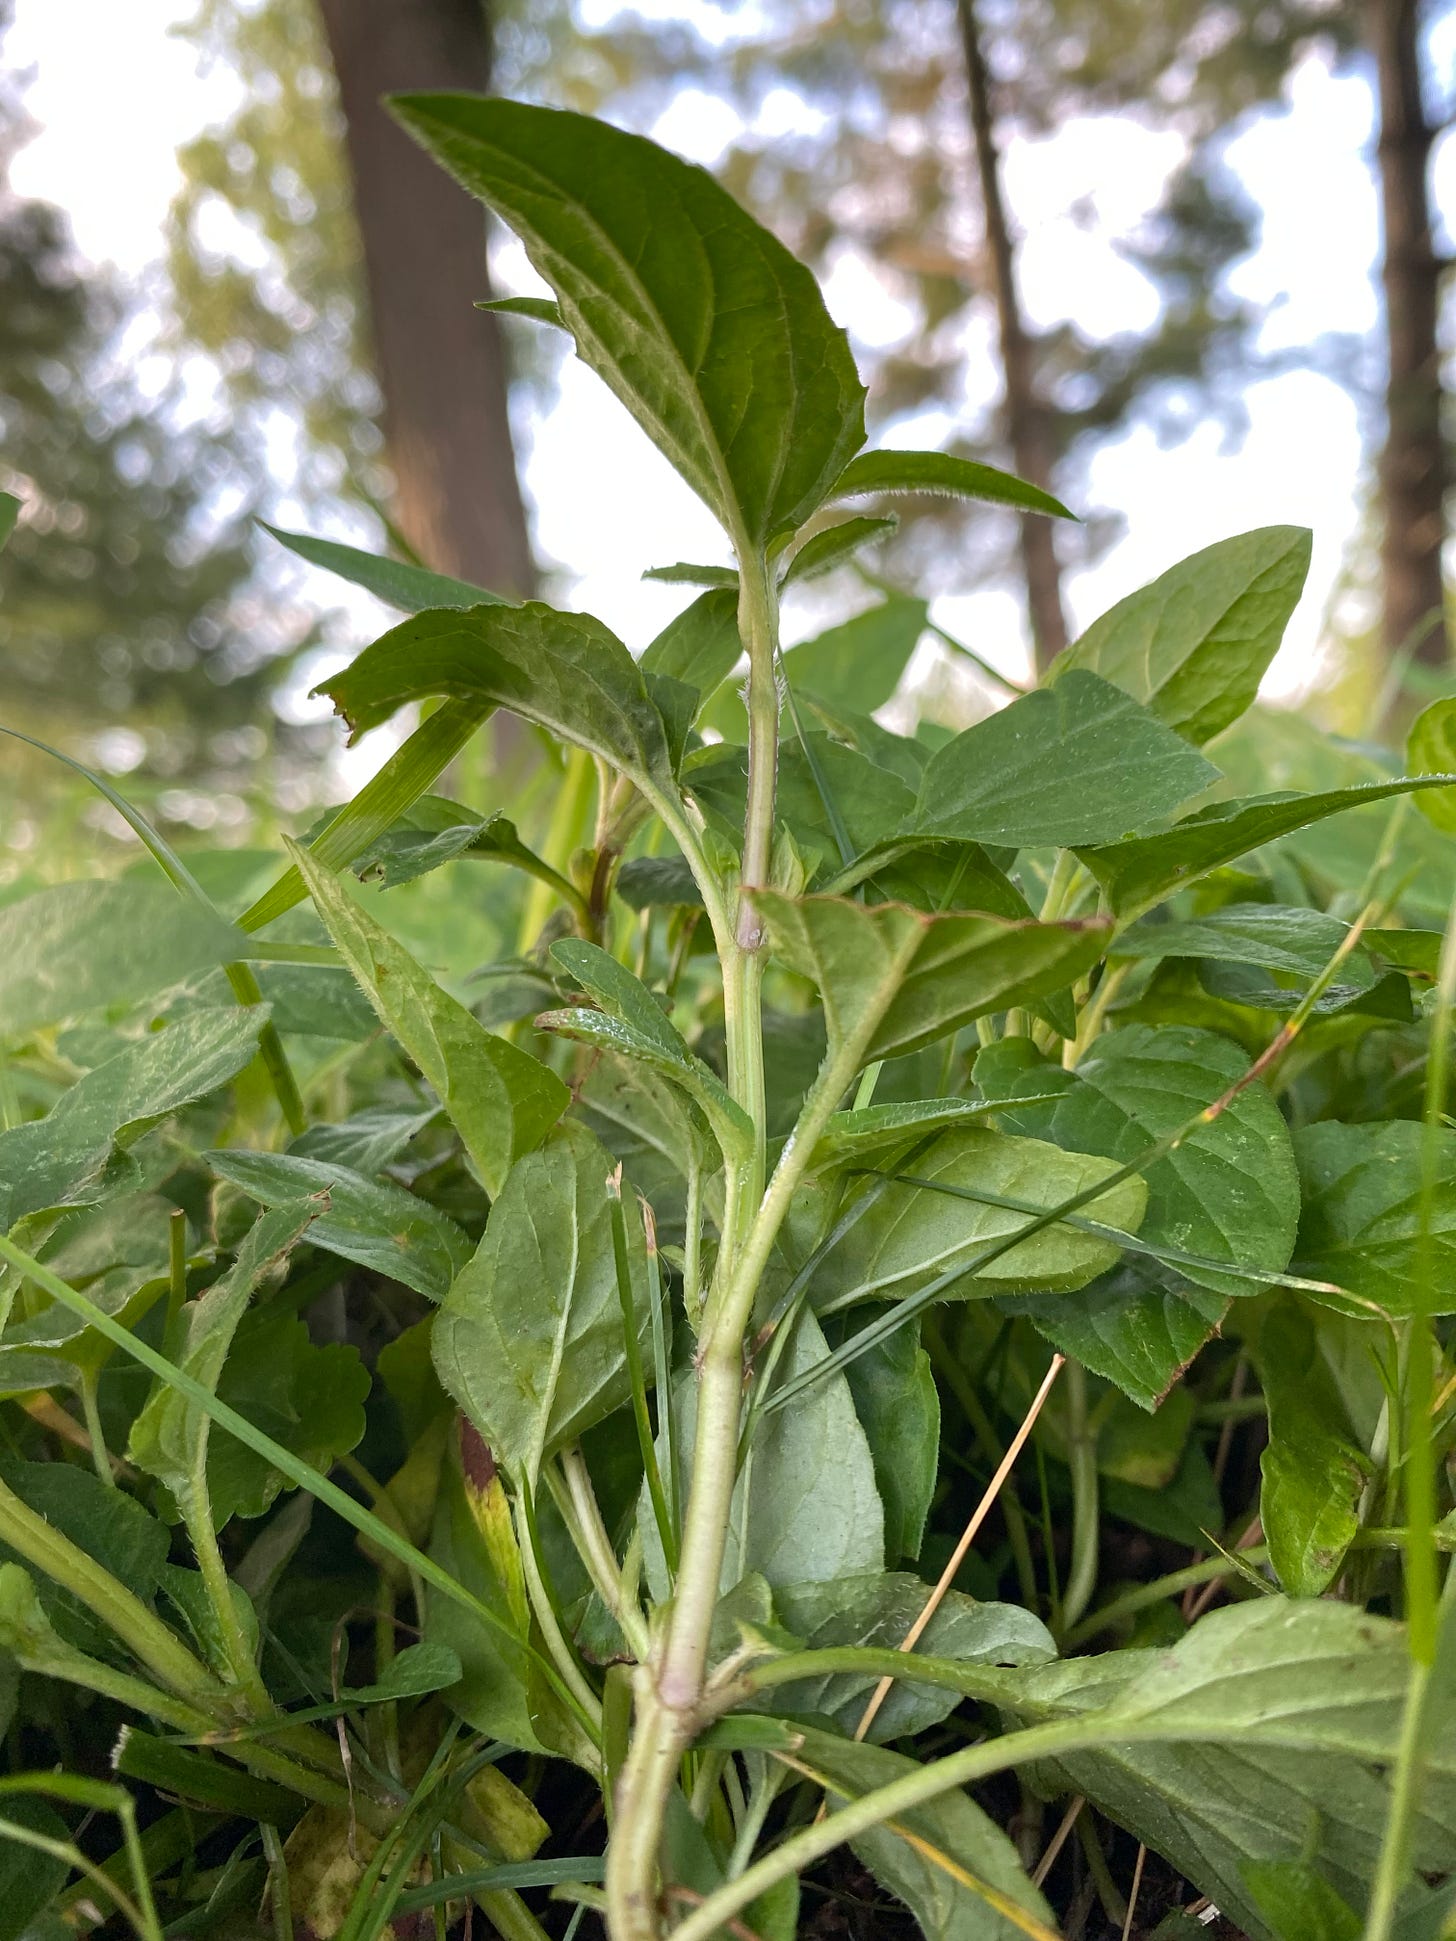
[
  {"xmin": 316, "ymin": 0, "xmax": 536, "ymax": 596},
  {"xmin": 1367, "ymin": 0, "xmax": 1447, "ymax": 666},
  {"xmin": 957, "ymin": 0, "xmax": 1068, "ymax": 674}
]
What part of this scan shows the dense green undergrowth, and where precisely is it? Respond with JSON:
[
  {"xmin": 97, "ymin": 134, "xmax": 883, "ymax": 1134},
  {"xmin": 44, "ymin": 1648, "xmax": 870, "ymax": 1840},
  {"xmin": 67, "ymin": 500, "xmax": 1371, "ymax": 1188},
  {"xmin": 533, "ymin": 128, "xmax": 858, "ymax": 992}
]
[{"xmin": 0, "ymin": 98, "xmax": 1453, "ymax": 1941}]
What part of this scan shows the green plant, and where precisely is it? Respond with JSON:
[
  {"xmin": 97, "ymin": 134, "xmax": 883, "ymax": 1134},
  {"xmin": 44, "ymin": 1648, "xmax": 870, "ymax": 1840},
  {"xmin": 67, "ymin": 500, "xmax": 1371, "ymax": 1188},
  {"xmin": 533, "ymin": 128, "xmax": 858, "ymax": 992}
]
[{"xmin": 0, "ymin": 97, "xmax": 1453, "ymax": 1941}]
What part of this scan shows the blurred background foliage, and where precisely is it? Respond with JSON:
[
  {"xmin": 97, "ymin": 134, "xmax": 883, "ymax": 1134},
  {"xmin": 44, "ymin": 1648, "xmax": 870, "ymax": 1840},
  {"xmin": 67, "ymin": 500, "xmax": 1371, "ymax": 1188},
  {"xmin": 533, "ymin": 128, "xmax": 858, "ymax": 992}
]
[{"xmin": 0, "ymin": 0, "xmax": 1452, "ymax": 877}]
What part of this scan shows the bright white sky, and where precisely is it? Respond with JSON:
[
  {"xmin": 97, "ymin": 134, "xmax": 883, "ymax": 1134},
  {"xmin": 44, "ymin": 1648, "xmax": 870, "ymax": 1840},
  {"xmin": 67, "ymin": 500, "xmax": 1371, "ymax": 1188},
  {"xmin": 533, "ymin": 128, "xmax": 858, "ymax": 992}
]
[{"xmin": 6, "ymin": 0, "xmax": 1454, "ymax": 724}]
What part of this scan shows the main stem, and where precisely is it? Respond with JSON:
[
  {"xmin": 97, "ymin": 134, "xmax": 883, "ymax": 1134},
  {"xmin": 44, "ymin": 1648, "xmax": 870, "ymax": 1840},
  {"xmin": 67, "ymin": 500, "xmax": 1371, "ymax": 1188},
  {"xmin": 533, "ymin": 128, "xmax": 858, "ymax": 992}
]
[{"xmin": 606, "ymin": 550, "xmax": 780, "ymax": 1940}]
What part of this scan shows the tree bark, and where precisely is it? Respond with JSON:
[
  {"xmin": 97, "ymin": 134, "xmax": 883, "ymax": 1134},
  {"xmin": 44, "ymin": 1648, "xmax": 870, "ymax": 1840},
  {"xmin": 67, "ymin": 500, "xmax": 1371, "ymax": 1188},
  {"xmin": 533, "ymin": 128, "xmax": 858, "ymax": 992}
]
[
  {"xmin": 1366, "ymin": 0, "xmax": 1447, "ymax": 666},
  {"xmin": 316, "ymin": 0, "xmax": 536, "ymax": 596},
  {"xmin": 957, "ymin": 0, "xmax": 1068, "ymax": 673}
]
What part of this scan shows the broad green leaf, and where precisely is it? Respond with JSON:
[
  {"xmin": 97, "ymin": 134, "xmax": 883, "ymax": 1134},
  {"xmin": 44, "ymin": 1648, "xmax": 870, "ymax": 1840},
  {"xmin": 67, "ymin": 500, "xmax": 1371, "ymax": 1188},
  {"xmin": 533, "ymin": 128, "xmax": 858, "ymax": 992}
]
[
  {"xmin": 0, "ymin": 1461, "xmax": 169, "ymax": 1662},
  {"xmin": 790, "ymin": 1723, "xmax": 1057, "ymax": 1941},
  {"xmin": 204, "ymin": 1306, "xmax": 370, "ymax": 1528},
  {"xmin": 0, "ymin": 1006, "xmax": 269, "ymax": 1228},
  {"xmin": 800, "ymin": 694, "xmax": 929, "ymax": 789},
  {"xmin": 912, "ymin": 670, "xmax": 1219, "ymax": 849},
  {"xmin": 615, "ymin": 856, "xmax": 705, "ymax": 911},
  {"xmin": 0, "ymin": 1195, "xmax": 176, "ymax": 1389},
  {"xmin": 314, "ymin": 602, "xmax": 679, "ymax": 799},
  {"xmin": 837, "ymin": 1320, "xmax": 940, "ymax": 1564},
  {"xmin": 979, "ymin": 1026, "xmax": 1299, "ymax": 1405},
  {"xmin": 432, "ymin": 1126, "xmax": 651, "ymax": 1483},
  {"xmin": 806, "ymin": 1127, "xmax": 1147, "ymax": 1313},
  {"xmin": 1291, "ymin": 1119, "xmax": 1456, "ymax": 1316},
  {"xmin": 262, "ymin": 522, "xmax": 502, "ymax": 612},
  {"xmin": 391, "ymin": 95, "xmax": 866, "ymax": 546},
  {"xmin": 647, "ymin": 1307, "xmax": 883, "ymax": 1595},
  {"xmin": 1255, "ymin": 1302, "xmax": 1370, "ymax": 1598},
  {"xmin": 751, "ymin": 892, "xmax": 1110, "ymax": 1061},
  {"xmin": 1078, "ymin": 777, "xmax": 1456, "ymax": 918},
  {"xmin": 1052, "ymin": 527, "xmax": 1312, "ymax": 745},
  {"xmin": 1408, "ymin": 694, "xmax": 1456, "ymax": 832},
  {"xmin": 128, "ymin": 1205, "xmax": 314, "ymax": 1531},
  {"xmin": 1114, "ymin": 902, "xmax": 1371, "ymax": 981},
  {"xmin": 781, "ymin": 515, "xmax": 897, "ymax": 586},
  {"xmin": 638, "ymin": 587, "xmax": 742, "ymax": 703},
  {"xmin": 826, "ymin": 448, "xmax": 1073, "ymax": 520},
  {"xmin": 238, "ymin": 700, "xmax": 492, "ymax": 934},
  {"xmin": 772, "ymin": 1573, "xmax": 1054, "ymax": 1742},
  {"xmin": 986, "ymin": 1597, "xmax": 1456, "ymax": 1935},
  {"xmin": 208, "ymin": 1150, "xmax": 472, "ymax": 1302},
  {"xmin": 288, "ymin": 841, "xmax": 567, "ymax": 1196},
  {"xmin": 1240, "ymin": 1861, "xmax": 1360, "ymax": 1941},
  {"xmin": 290, "ymin": 1105, "xmax": 441, "ymax": 1175},
  {"xmin": 543, "ymin": 939, "xmax": 750, "ymax": 1155},
  {"xmin": 0, "ymin": 880, "xmax": 246, "ymax": 1041}
]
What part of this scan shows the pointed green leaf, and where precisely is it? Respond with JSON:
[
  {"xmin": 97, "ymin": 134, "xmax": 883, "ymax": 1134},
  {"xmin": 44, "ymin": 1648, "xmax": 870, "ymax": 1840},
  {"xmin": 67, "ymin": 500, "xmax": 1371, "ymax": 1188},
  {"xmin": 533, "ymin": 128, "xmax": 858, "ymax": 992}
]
[
  {"xmin": 391, "ymin": 94, "xmax": 866, "ymax": 546},
  {"xmin": 810, "ymin": 1097, "xmax": 1027, "ymax": 1169},
  {"xmin": 543, "ymin": 939, "xmax": 750, "ymax": 1155},
  {"xmin": 639, "ymin": 587, "xmax": 742, "ymax": 702},
  {"xmin": 827, "ymin": 448, "xmax": 1073, "ymax": 520},
  {"xmin": 1078, "ymin": 777, "xmax": 1456, "ymax": 918},
  {"xmin": 0, "ymin": 1007, "xmax": 269, "ymax": 1228},
  {"xmin": 290, "ymin": 1105, "xmax": 441, "ymax": 1176},
  {"xmin": 1052, "ymin": 527, "xmax": 1312, "ymax": 745},
  {"xmin": 262, "ymin": 522, "xmax": 502, "ymax": 613},
  {"xmin": 643, "ymin": 562, "xmax": 738, "ymax": 588},
  {"xmin": 1255, "ymin": 1302, "xmax": 1370, "ymax": 1597},
  {"xmin": 1115, "ymin": 902, "xmax": 1378, "ymax": 982},
  {"xmin": 836, "ymin": 1326, "xmax": 940, "ymax": 1564},
  {"xmin": 0, "ymin": 880, "xmax": 247, "ymax": 1041},
  {"xmin": 979, "ymin": 1027, "xmax": 1299, "ymax": 1404},
  {"xmin": 780, "ymin": 515, "xmax": 898, "ymax": 587},
  {"xmin": 432, "ymin": 1127, "xmax": 651, "ymax": 1482},
  {"xmin": 1291, "ymin": 1119, "xmax": 1456, "ymax": 1315},
  {"xmin": 807, "ymin": 1127, "xmax": 1147, "ymax": 1312},
  {"xmin": 750, "ymin": 892, "xmax": 1110, "ymax": 1061},
  {"xmin": 287, "ymin": 841, "xmax": 567, "ymax": 1197},
  {"xmin": 476, "ymin": 294, "xmax": 566, "ymax": 329},
  {"xmin": 791, "ymin": 1723, "xmax": 1057, "ymax": 1941},
  {"xmin": 1407, "ymin": 695, "xmax": 1456, "ymax": 832},
  {"xmin": 912, "ymin": 671, "xmax": 1218, "ymax": 849},
  {"xmin": 313, "ymin": 601, "xmax": 678, "ymax": 797},
  {"xmin": 207, "ymin": 1150, "xmax": 473, "ymax": 1302}
]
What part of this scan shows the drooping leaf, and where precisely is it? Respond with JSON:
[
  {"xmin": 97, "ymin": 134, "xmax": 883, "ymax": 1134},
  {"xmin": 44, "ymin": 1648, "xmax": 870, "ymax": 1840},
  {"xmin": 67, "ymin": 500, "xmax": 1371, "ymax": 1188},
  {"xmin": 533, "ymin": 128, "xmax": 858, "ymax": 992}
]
[
  {"xmin": 911, "ymin": 671, "xmax": 1219, "ymax": 849},
  {"xmin": 262, "ymin": 522, "xmax": 502, "ymax": 613},
  {"xmin": 1052, "ymin": 527, "xmax": 1312, "ymax": 745},
  {"xmin": 314, "ymin": 603, "xmax": 680, "ymax": 800},
  {"xmin": 543, "ymin": 940, "xmax": 750, "ymax": 1156},
  {"xmin": 0, "ymin": 1006, "xmax": 269, "ymax": 1228},
  {"xmin": 289, "ymin": 1105, "xmax": 441, "ymax": 1176},
  {"xmin": 288, "ymin": 841, "xmax": 567, "ymax": 1197},
  {"xmin": 1291, "ymin": 1119, "xmax": 1456, "ymax": 1316},
  {"xmin": 806, "ymin": 1127, "xmax": 1147, "ymax": 1313},
  {"xmin": 826, "ymin": 448, "xmax": 1073, "ymax": 520},
  {"xmin": 751, "ymin": 892, "xmax": 1110, "ymax": 1062},
  {"xmin": 0, "ymin": 880, "xmax": 247, "ymax": 1041},
  {"xmin": 837, "ymin": 1319, "xmax": 940, "ymax": 1564},
  {"xmin": 790, "ymin": 1723, "xmax": 1058, "ymax": 1941},
  {"xmin": 772, "ymin": 1573, "xmax": 1054, "ymax": 1742},
  {"xmin": 208, "ymin": 1150, "xmax": 473, "ymax": 1302},
  {"xmin": 979, "ymin": 1026, "xmax": 1299, "ymax": 1405},
  {"xmin": 985, "ymin": 1597, "xmax": 1456, "ymax": 1936},
  {"xmin": 390, "ymin": 94, "xmax": 866, "ymax": 547},
  {"xmin": 1255, "ymin": 1302, "xmax": 1370, "ymax": 1597},
  {"xmin": 1078, "ymin": 776, "xmax": 1456, "ymax": 918},
  {"xmin": 432, "ymin": 1126, "xmax": 652, "ymax": 1483},
  {"xmin": 781, "ymin": 515, "xmax": 898, "ymax": 586}
]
